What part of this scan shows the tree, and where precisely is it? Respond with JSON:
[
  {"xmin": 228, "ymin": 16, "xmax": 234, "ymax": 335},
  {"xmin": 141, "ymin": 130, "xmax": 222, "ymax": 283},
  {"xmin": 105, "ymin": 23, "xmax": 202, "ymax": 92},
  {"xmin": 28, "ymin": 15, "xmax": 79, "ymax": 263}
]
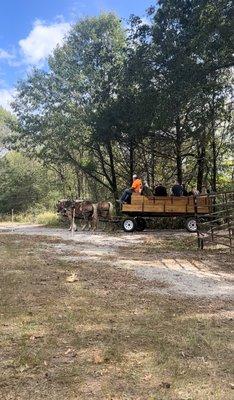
[
  {"xmin": 128, "ymin": 0, "xmax": 233, "ymax": 188},
  {"xmin": 7, "ymin": 4, "xmax": 233, "ymax": 206},
  {"xmin": 10, "ymin": 14, "xmax": 127, "ymax": 201},
  {"xmin": 0, "ymin": 152, "xmax": 44, "ymax": 213}
]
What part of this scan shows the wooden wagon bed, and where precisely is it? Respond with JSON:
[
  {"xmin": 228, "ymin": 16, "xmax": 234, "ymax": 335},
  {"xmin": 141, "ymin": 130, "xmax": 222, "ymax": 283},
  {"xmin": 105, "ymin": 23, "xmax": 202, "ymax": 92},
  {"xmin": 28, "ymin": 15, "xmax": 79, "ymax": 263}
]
[{"xmin": 122, "ymin": 193, "xmax": 211, "ymax": 215}]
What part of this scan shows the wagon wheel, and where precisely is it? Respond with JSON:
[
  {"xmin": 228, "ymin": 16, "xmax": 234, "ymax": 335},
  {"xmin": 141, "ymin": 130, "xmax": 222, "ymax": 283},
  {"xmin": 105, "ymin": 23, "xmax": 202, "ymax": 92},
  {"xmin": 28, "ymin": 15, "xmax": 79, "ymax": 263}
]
[
  {"xmin": 185, "ymin": 218, "xmax": 197, "ymax": 233},
  {"xmin": 122, "ymin": 218, "xmax": 136, "ymax": 233},
  {"xmin": 135, "ymin": 217, "xmax": 146, "ymax": 231}
]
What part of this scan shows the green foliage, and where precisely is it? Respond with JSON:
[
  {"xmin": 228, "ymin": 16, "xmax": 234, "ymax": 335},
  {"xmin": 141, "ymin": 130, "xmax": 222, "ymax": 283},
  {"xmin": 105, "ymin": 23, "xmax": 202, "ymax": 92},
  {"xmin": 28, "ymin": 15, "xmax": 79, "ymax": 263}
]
[
  {"xmin": 0, "ymin": 106, "xmax": 14, "ymax": 145},
  {"xmin": 0, "ymin": 152, "xmax": 44, "ymax": 213},
  {"xmin": 0, "ymin": 152, "xmax": 68, "ymax": 213},
  {"xmin": 36, "ymin": 211, "xmax": 60, "ymax": 226}
]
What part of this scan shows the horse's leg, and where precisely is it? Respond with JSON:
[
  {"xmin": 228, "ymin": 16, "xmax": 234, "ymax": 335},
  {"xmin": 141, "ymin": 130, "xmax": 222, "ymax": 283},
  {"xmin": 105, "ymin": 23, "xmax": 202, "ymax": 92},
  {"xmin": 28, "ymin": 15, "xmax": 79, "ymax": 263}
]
[
  {"xmin": 92, "ymin": 204, "xmax": 98, "ymax": 231},
  {"xmin": 87, "ymin": 216, "xmax": 92, "ymax": 231},
  {"xmin": 81, "ymin": 215, "xmax": 88, "ymax": 231},
  {"xmin": 70, "ymin": 210, "xmax": 77, "ymax": 232},
  {"xmin": 67, "ymin": 210, "xmax": 72, "ymax": 231},
  {"xmin": 108, "ymin": 202, "xmax": 114, "ymax": 220},
  {"xmin": 92, "ymin": 215, "xmax": 98, "ymax": 231}
]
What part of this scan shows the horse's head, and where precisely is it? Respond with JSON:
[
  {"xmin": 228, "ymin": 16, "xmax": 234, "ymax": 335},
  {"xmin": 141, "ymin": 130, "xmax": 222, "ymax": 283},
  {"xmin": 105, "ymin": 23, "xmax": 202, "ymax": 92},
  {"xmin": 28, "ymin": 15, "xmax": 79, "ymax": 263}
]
[{"xmin": 57, "ymin": 199, "xmax": 74, "ymax": 216}]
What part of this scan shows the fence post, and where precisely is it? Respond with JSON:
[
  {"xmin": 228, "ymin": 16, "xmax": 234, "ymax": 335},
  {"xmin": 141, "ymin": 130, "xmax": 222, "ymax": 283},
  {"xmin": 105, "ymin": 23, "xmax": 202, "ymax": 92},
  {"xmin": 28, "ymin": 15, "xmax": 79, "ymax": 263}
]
[
  {"xmin": 195, "ymin": 196, "xmax": 201, "ymax": 249},
  {"xmin": 71, "ymin": 208, "xmax": 75, "ymax": 236},
  {"xmin": 11, "ymin": 209, "xmax": 14, "ymax": 223}
]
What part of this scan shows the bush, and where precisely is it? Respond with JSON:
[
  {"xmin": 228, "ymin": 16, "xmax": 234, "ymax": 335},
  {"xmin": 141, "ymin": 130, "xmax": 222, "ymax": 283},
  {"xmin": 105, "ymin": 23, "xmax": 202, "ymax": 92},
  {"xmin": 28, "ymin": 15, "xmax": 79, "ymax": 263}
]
[{"xmin": 36, "ymin": 212, "xmax": 60, "ymax": 226}]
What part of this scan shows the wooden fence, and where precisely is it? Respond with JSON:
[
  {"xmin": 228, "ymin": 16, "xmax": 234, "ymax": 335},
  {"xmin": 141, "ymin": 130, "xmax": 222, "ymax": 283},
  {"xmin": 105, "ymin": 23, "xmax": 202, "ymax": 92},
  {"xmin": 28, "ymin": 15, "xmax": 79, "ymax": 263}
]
[{"xmin": 196, "ymin": 191, "xmax": 234, "ymax": 252}]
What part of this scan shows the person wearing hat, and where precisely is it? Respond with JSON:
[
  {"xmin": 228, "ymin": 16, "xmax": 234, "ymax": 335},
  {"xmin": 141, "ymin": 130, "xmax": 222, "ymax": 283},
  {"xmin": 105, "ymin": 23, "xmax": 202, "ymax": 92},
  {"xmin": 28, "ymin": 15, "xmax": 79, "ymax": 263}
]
[{"xmin": 117, "ymin": 174, "xmax": 142, "ymax": 204}]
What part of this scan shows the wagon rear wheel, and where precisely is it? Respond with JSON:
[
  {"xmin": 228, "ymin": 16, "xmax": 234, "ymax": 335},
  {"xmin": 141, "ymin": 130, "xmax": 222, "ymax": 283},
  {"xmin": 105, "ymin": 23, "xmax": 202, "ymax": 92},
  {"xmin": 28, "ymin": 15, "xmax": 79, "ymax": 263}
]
[
  {"xmin": 135, "ymin": 217, "xmax": 146, "ymax": 231},
  {"xmin": 185, "ymin": 218, "xmax": 197, "ymax": 233},
  {"xmin": 122, "ymin": 218, "xmax": 136, "ymax": 232}
]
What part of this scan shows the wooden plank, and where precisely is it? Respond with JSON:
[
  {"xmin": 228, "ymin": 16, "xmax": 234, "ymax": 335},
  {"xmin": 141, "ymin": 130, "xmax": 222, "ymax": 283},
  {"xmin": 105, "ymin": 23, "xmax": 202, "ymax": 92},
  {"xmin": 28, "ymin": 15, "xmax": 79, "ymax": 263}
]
[
  {"xmin": 197, "ymin": 197, "xmax": 207, "ymax": 206},
  {"xmin": 144, "ymin": 205, "xmax": 164, "ymax": 213},
  {"xmin": 197, "ymin": 206, "xmax": 210, "ymax": 213},
  {"xmin": 131, "ymin": 200, "xmax": 143, "ymax": 206},
  {"xmin": 122, "ymin": 204, "xmax": 143, "ymax": 212},
  {"xmin": 171, "ymin": 197, "xmax": 188, "ymax": 205},
  {"xmin": 188, "ymin": 196, "xmax": 195, "ymax": 205},
  {"xmin": 143, "ymin": 198, "xmax": 155, "ymax": 205},
  {"xmin": 131, "ymin": 196, "xmax": 143, "ymax": 205},
  {"xmin": 187, "ymin": 205, "xmax": 195, "ymax": 213},
  {"xmin": 154, "ymin": 197, "xmax": 172, "ymax": 204},
  {"xmin": 165, "ymin": 205, "xmax": 187, "ymax": 213},
  {"xmin": 144, "ymin": 196, "xmax": 155, "ymax": 201}
]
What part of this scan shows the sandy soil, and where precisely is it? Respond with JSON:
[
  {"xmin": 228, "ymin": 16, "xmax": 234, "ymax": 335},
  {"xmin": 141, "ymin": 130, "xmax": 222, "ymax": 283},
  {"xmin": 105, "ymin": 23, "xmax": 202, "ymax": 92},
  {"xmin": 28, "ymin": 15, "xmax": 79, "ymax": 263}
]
[{"xmin": 1, "ymin": 224, "xmax": 233, "ymax": 300}]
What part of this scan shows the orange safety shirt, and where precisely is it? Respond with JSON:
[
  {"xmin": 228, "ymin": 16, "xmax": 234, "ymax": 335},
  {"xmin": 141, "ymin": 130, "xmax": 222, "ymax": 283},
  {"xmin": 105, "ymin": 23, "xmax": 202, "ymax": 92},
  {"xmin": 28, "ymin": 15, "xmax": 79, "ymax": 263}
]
[{"xmin": 131, "ymin": 178, "xmax": 142, "ymax": 193}]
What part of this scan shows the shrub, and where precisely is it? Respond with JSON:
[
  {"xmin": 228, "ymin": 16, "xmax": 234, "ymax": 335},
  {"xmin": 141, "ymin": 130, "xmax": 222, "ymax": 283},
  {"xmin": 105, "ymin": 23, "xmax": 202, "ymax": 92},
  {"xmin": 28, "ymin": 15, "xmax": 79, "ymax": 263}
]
[{"xmin": 36, "ymin": 212, "xmax": 60, "ymax": 226}]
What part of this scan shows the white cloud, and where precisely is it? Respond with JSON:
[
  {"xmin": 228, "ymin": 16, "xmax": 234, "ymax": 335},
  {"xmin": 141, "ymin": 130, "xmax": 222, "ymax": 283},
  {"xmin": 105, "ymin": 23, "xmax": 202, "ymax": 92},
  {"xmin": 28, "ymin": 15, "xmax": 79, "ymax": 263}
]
[
  {"xmin": 19, "ymin": 19, "xmax": 71, "ymax": 65},
  {"xmin": 0, "ymin": 49, "xmax": 13, "ymax": 60},
  {"xmin": 0, "ymin": 88, "xmax": 16, "ymax": 112}
]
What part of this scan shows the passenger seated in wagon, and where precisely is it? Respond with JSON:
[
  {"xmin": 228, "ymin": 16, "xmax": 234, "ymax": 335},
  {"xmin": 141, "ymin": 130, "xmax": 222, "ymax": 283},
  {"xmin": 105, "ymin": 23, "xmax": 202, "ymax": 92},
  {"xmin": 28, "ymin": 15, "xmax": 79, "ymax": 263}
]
[
  {"xmin": 153, "ymin": 182, "xmax": 167, "ymax": 196},
  {"xmin": 171, "ymin": 181, "xmax": 183, "ymax": 197},
  {"xmin": 118, "ymin": 174, "xmax": 142, "ymax": 204}
]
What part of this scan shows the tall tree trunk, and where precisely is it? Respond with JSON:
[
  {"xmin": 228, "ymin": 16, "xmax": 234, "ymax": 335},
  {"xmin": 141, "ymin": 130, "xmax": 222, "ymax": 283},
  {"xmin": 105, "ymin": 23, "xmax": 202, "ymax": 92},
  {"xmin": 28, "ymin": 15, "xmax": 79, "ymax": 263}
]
[
  {"xmin": 140, "ymin": 141, "xmax": 150, "ymax": 186},
  {"xmin": 106, "ymin": 141, "xmax": 118, "ymax": 201},
  {"xmin": 75, "ymin": 167, "xmax": 81, "ymax": 198},
  {"xmin": 129, "ymin": 138, "xmax": 134, "ymax": 183},
  {"xmin": 210, "ymin": 94, "xmax": 217, "ymax": 192},
  {"xmin": 106, "ymin": 141, "xmax": 121, "ymax": 214},
  {"xmin": 197, "ymin": 134, "xmax": 206, "ymax": 192},
  {"xmin": 175, "ymin": 117, "xmax": 183, "ymax": 184},
  {"xmin": 150, "ymin": 135, "xmax": 155, "ymax": 187}
]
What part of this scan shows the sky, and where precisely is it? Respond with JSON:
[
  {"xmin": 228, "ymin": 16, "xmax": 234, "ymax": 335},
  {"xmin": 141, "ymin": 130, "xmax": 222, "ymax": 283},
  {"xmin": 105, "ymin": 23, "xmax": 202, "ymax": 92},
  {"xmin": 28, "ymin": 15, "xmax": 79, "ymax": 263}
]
[{"xmin": 0, "ymin": 0, "xmax": 153, "ymax": 112}]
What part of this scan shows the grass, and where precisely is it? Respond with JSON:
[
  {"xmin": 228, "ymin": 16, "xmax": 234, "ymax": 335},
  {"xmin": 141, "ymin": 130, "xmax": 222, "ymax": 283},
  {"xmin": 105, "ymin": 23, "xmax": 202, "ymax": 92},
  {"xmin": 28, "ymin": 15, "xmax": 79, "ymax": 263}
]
[
  {"xmin": 0, "ymin": 233, "xmax": 233, "ymax": 400},
  {"xmin": 0, "ymin": 210, "xmax": 63, "ymax": 227},
  {"xmin": 35, "ymin": 211, "xmax": 60, "ymax": 226}
]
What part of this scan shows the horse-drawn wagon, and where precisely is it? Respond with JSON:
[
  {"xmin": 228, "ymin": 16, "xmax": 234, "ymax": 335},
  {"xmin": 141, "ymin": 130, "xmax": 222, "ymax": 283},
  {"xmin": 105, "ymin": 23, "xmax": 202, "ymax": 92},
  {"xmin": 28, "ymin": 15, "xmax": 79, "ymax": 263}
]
[
  {"xmin": 121, "ymin": 193, "xmax": 212, "ymax": 233},
  {"xmin": 57, "ymin": 193, "xmax": 212, "ymax": 233}
]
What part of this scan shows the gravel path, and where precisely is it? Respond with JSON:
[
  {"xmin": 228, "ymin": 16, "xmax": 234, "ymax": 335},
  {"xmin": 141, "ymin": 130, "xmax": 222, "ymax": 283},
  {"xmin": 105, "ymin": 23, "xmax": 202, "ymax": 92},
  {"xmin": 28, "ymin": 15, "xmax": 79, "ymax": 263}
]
[{"xmin": 1, "ymin": 224, "xmax": 233, "ymax": 300}]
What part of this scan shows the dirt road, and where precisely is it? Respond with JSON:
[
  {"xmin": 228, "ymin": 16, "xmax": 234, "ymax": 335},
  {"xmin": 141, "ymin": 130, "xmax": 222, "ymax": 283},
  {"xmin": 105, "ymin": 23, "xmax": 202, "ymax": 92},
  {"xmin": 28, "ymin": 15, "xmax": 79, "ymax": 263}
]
[{"xmin": 1, "ymin": 224, "xmax": 233, "ymax": 299}]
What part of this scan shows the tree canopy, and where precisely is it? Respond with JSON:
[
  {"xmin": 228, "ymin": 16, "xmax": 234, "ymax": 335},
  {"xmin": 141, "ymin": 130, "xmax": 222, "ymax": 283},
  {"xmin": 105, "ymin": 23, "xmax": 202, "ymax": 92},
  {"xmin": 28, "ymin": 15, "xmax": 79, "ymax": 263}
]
[{"xmin": 6, "ymin": 3, "xmax": 233, "ymax": 206}]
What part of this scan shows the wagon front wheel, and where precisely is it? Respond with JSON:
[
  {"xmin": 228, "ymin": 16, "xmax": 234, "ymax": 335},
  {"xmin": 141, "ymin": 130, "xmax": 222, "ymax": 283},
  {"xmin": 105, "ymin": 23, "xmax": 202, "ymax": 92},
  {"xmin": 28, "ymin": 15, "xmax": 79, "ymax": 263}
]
[
  {"xmin": 122, "ymin": 218, "xmax": 136, "ymax": 232},
  {"xmin": 185, "ymin": 218, "xmax": 197, "ymax": 233}
]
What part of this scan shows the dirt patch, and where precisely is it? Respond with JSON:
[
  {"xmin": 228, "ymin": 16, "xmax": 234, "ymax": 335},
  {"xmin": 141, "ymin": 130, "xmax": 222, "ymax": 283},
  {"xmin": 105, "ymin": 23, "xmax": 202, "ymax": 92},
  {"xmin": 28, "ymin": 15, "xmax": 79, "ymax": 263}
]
[
  {"xmin": 0, "ymin": 234, "xmax": 233, "ymax": 400},
  {"xmin": 1, "ymin": 224, "xmax": 233, "ymax": 300}
]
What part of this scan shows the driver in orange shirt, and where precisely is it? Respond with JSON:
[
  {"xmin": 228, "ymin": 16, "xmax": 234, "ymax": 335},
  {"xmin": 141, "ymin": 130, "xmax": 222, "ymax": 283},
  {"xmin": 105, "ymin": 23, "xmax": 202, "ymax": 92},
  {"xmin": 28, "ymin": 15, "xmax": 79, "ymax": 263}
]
[{"xmin": 118, "ymin": 174, "xmax": 142, "ymax": 204}]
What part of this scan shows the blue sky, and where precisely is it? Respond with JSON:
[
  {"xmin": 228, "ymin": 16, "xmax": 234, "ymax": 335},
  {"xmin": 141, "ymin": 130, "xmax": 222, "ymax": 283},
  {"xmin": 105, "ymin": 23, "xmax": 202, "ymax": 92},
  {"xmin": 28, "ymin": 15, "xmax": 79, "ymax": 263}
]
[{"xmin": 0, "ymin": 0, "xmax": 154, "ymax": 111}]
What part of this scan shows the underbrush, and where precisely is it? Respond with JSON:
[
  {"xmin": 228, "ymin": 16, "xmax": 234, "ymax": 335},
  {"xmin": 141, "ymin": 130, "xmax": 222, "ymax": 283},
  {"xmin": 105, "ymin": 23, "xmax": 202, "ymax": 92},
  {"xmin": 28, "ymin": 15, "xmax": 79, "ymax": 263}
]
[
  {"xmin": 0, "ymin": 210, "xmax": 63, "ymax": 227},
  {"xmin": 35, "ymin": 211, "xmax": 60, "ymax": 226},
  {"xmin": 148, "ymin": 216, "xmax": 185, "ymax": 230}
]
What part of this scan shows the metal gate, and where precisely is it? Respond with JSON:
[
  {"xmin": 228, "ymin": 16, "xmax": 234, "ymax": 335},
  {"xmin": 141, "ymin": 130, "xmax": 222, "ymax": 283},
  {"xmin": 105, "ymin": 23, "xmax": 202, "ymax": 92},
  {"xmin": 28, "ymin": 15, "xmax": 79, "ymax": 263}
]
[{"xmin": 196, "ymin": 191, "xmax": 234, "ymax": 252}]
